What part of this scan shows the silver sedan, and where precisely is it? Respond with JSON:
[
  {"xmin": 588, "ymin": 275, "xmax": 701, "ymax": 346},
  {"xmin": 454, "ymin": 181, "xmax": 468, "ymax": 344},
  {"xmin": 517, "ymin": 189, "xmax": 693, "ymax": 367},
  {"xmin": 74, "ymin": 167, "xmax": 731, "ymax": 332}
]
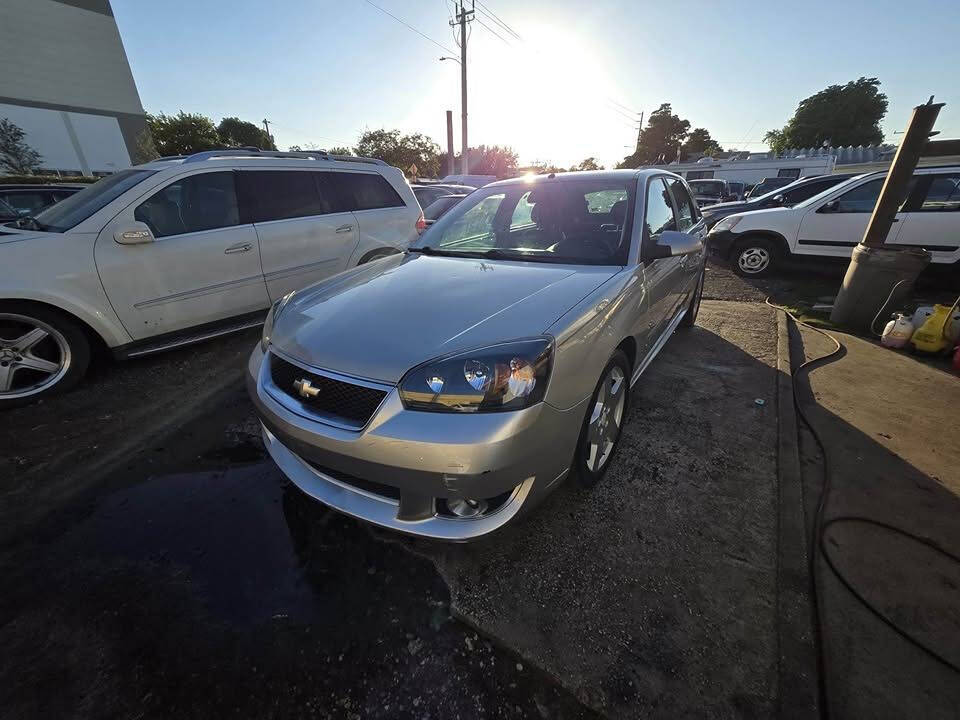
[{"xmin": 248, "ymin": 169, "xmax": 706, "ymax": 540}]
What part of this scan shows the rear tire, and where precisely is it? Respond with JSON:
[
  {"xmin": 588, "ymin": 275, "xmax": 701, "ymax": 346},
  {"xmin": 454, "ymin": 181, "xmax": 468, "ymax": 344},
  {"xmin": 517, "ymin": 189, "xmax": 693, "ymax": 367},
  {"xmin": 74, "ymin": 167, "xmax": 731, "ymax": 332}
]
[
  {"xmin": 733, "ymin": 236, "xmax": 778, "ymax": 277},
  {"xmin": 0, "ymin": 304, "xmax": 91, "ymax": 409},
  {"xmin": 574, "ymin": 349, "xmax": 631, "ymax": 489},
  {"xmin": 358, "ymin": 248, "xmax": 399, "ymax": 265}
]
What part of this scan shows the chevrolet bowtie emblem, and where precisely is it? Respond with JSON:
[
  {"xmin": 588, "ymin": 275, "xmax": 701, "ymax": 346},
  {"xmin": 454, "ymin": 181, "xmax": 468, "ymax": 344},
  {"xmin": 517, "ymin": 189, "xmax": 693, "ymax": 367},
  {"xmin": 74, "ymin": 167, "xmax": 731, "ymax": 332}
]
[{"xmin": 293, "ymin": 378, "xmax": 321, "ymax": 399}]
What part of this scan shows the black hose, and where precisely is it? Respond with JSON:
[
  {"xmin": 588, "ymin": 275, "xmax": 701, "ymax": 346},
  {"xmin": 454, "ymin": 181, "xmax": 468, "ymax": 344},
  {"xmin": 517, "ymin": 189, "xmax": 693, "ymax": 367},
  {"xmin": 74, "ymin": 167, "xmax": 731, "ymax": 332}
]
[{"xmin": 765, "ymin": 299, "xmax": 960, "ymax": 719}]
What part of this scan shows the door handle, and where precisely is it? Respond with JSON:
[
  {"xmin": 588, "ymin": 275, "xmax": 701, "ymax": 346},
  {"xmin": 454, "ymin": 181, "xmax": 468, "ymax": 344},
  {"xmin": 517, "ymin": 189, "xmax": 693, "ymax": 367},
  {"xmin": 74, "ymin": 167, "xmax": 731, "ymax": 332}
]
[
  {"xmin": 224, "ymin": 243, "xmax": 252, "ymax": 254},
  {"xmin": 335, "ymin": 224, "xmax": 353, "ymax": 234}
]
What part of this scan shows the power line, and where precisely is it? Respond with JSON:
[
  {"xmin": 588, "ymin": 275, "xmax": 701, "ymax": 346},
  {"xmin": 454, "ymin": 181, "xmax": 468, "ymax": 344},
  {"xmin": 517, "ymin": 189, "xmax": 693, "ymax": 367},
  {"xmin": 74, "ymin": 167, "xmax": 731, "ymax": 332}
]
[
  {"xmin": 362, "ymin": 0, "xmax": 458, "ymax": 56},
  {"xmin": 476, "ymin": 0, "xmax": 522, "ymax": 41},
  {"xmin": 476, "ymin": 18, "xmax": 515, "ymax": 47}
]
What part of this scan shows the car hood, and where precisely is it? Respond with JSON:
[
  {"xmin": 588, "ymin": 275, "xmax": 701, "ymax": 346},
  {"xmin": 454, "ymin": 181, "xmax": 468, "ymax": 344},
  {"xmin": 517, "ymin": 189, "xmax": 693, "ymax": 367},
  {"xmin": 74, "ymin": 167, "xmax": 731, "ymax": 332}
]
[
  {"xmin": 0, "ymin": 227, "xmax": 45, "ymax": 244},
  {"xmin": 702, "ymin": 201, "xmax": 749, "ymax": 212},
  {"xmin": 271, "ymin": 253, "xmax": 618, "ymax": 383}
]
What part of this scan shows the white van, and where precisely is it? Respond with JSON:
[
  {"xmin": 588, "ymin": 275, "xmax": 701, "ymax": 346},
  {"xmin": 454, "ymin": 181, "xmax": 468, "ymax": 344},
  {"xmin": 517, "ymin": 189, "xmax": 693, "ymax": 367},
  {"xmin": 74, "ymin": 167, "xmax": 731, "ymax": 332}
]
[
  {"xmin": 707, "ymin": 166, "xmax": 960, "ymax": 276},
  {"xmin": 0, "ymin": 150, "xmax": 421, "ymax": 406}
]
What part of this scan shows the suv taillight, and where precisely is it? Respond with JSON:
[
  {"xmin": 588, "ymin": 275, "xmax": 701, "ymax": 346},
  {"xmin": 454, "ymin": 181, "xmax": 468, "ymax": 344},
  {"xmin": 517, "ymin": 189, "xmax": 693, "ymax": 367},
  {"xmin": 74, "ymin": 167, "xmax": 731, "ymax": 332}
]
[{"xmin": 416, "ymin": 213, "xmax": 427, "ymax": 234}]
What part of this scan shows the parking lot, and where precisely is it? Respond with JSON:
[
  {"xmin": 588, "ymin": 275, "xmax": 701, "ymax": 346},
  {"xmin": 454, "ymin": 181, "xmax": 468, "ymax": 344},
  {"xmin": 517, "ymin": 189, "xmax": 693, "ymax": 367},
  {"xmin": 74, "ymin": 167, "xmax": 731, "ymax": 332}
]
[{"xmin": 2, "ymin": 259, "xmax": 958, "ymax": 719}]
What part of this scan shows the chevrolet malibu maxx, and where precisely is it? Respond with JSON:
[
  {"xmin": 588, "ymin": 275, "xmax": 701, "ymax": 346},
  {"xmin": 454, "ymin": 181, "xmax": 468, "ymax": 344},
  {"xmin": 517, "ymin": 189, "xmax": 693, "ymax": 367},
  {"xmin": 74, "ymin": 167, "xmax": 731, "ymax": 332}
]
[{"xmin": 249, "ymin": 170, "xmax": 706, "ymax": 540}]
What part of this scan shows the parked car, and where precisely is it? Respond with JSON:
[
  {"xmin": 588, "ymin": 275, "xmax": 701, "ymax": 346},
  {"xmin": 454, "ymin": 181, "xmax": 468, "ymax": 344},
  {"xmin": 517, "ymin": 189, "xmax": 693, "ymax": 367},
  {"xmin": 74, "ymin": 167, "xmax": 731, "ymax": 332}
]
[
  {"xmin": 248, "ymin": 169, "xmax": 707, "ymax": 540},
  {"xmin": 0, "ymin": 149, "xmax": 420, "ymax": 407},
  {"xmin": 0, "ymin": 184, "xmax": 80, "ymax": 221},
  {"xmin": 411, "ymin": 183, "xmax": 474, "ymax": 210},
  {"xmin": 440, "ymin": 174, "xmax": 498, "ymax": 188},
  {"xmin": 708, "ymin": 166, "xmax": 960, "ymax": 276},
  {"xmin": 421, "ymin": 193, "xmax": 467, "ymax": 226},
  {"xmin": 700, "ymin": 173, "xmax": 860, "ymax": 229},
  {"xmin": 688, "ymin": 178, "xmax": 733, "ymax": 206},
  {"xmin": 726, "ymin": 181, "xmax": 746, "ymax": 201},
  {"xmin": 744, "ymin": 177, "xmax": 796, "ymax": 198}
]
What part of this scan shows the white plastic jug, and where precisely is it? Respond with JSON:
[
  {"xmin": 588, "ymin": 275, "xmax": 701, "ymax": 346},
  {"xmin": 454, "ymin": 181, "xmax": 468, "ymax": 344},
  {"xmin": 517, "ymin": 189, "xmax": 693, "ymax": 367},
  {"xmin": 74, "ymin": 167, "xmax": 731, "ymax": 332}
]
[{"xmin": 882, "ymin": 314, "xmax": 914, "ymax": 349}]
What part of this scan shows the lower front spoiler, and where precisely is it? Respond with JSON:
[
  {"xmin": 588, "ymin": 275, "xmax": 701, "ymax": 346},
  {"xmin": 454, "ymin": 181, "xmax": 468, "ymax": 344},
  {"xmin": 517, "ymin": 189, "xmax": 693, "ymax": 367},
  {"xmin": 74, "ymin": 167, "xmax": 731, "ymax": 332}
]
[{"xmin": 262, "ymin": 423, "xmax": 538, "ymax": 541}]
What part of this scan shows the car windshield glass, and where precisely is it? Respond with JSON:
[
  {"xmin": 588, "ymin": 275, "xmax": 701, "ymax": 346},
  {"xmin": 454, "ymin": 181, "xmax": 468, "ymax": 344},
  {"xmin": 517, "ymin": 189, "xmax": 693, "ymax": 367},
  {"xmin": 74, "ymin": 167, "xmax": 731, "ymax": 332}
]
[
  {"xmin": 29, "ymin": 169, "xmax": 156, "ymax": 232},
  {"xmin": 792, "ymin": 174, "xmax": 869, "ymax": 208},
  {"xmin": 689, "ymin": 181, "xmax": 725, "ymax": 196},
  {"xmin": 412, "ymin": 179, "xmax": 632, "ymax": 265}
]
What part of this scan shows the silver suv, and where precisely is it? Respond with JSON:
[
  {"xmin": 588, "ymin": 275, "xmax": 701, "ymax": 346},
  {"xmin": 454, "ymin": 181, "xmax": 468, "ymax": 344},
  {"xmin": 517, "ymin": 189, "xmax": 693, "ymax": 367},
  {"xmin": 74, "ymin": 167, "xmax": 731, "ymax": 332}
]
[{"xmin": 249, "ymin": 169, "xmax": 707, "ymax": 540}]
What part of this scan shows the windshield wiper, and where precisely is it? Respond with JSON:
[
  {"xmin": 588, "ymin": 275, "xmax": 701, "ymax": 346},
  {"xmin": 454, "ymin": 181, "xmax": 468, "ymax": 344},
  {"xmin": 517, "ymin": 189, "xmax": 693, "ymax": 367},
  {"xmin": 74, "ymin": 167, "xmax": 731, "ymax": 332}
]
[{"xmin": 408, "ymin": 246, "xmax": 440, "ymax": 255}]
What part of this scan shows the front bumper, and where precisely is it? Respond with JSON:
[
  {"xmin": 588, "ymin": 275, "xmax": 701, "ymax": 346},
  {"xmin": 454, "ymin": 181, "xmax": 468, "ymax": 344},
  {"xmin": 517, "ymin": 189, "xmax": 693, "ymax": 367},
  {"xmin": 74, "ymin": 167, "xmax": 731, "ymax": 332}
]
[
  {"xmin": 706, "ymin": 229, "xmax": 737, "ymax": 258},
  {"xmin": 247, "ymin": 344, "xmax": 586, "ymax": 540}
]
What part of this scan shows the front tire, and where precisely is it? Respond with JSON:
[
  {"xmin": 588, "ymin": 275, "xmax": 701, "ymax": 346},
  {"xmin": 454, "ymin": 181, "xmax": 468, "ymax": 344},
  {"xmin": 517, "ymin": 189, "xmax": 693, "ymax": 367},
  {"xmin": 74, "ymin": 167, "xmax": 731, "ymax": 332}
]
[
  {"xmin": 574, "ymin": 349, "xmax": 631, "ymax": 488},
  {"xmin": 733, "ymin": 236, "xmax": 778, "ymax": 277},
  {"xmin": 0, "ymin": 305, "xmax": 91, "ymax": 409}
]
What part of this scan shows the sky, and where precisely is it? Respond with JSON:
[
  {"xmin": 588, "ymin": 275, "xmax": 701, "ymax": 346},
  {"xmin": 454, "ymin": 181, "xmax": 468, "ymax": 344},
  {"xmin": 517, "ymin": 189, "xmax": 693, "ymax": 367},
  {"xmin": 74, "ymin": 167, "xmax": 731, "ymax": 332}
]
[{"xmin": 112, "ymin": 0, "xmax": 960, "ymax": 169}]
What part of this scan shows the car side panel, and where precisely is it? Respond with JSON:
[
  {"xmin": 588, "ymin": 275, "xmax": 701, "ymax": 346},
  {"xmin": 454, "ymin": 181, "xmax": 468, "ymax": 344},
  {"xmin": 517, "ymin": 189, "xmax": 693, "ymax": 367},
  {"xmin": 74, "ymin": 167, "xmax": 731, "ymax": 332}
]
[
  {"xmin": 544, "ymin": 267, "xmax": 649, "ymax": 412},
  {"xmin": 346, "ymin": 207, "xmax": 419, "ymax": 267}
]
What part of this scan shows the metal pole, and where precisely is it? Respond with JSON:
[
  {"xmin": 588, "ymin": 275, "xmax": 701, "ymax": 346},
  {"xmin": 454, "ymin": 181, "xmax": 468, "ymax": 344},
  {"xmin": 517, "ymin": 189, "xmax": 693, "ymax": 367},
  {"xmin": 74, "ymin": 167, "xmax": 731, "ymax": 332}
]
[
  {"xmin": 860, "ymin": 99, "xmax": 943, "ymax": 248},
  {"xmin": 459, "ymin": 3, "xmax": 470, "ymax": 175},
  {"xmin": 446, "ymin": 110, "xmax": 455, "ymax": 177}
]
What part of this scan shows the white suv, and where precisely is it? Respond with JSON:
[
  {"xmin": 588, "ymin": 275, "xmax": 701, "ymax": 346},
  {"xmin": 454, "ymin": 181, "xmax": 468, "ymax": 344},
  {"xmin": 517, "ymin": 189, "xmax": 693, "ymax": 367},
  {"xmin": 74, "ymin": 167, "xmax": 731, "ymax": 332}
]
[
  {"xmin": 708, "ymin": 166, "xmax": 960, "ymax": 276},
  {"xmin": 0, "ymin": 150, "xmax": 422, "ymax": 406}
]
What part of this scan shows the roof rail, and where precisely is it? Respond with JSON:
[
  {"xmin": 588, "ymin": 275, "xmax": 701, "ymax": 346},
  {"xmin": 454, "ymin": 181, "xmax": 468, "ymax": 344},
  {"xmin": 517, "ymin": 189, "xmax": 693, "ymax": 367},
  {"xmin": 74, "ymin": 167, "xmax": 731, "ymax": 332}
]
[{"xmin": 182, "ymin": 149, "xmax": 388, "ymax": 166}]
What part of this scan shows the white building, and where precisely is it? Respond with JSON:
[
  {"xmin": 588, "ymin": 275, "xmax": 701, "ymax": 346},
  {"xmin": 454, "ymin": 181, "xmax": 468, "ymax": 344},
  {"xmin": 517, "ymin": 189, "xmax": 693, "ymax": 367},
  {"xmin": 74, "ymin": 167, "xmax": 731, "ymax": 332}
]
[{"xmin": 0, "ymin": 0, "xmax": 146, "ymax": 176}]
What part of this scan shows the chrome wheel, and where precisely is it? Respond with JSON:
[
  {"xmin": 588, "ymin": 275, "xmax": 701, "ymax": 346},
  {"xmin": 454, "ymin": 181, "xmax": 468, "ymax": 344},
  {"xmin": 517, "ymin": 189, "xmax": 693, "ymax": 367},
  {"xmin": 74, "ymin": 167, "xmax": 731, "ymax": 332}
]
[
  {"xmin": 0, "ymin": 314, "xmax": 72, "ymax": 400},
  {"xmin": 737, "ymin": 247, "xmax": 770, "ymax": 274},
  {"xmin": 585, "ymin": 365, "xmax": 626, "ymax": 472}
]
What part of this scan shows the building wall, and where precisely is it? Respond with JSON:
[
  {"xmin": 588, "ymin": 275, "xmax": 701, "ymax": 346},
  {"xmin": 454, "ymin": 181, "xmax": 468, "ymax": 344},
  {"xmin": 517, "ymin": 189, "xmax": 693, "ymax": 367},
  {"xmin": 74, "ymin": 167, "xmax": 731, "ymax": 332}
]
[{"xmin": 0, "ymin": 0, "xmax": 146, "ymax": 175}]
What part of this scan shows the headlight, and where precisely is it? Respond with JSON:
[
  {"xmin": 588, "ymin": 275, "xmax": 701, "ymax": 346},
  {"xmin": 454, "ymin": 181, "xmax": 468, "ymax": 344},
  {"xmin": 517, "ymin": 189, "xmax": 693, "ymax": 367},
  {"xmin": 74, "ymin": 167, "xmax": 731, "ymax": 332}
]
[
  {"xmin": 711, "ymin": 216, "xmax": 742, "ymax": 233},
  {"xmin": 261, "ymin": 292, "xmax": 294, "ymax": 351},
  {"xmin": 399, "ymin": 339, "xmax": 553, "ymax": 413}
]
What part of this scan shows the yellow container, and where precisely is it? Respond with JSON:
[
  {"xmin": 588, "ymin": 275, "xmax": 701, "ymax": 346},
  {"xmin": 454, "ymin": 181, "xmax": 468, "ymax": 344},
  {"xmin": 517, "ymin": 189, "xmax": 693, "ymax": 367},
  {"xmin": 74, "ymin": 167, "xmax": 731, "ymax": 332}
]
[{"xmin": 911, "ymin": 304, "xmax": 953, "ymax": 353}]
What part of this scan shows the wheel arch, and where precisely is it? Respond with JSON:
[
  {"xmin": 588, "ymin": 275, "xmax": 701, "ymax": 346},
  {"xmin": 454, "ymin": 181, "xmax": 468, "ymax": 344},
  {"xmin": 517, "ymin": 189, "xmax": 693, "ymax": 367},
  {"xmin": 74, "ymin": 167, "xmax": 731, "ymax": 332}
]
[
  {"xmin": 730, "ymin": 230, "xmax": 790, "ymax": 258},
  {"xmin": 357, "ymin": 246, "xmax": 402, "ymax": 265},
  {"xmin": 0, "ymin": 296, "xmax": 125, "ymax": 353}
]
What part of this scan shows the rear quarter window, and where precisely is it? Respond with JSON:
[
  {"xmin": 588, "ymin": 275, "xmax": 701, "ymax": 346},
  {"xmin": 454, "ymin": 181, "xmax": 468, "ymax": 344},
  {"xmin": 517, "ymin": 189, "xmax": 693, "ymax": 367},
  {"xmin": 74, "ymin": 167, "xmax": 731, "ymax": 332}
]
[{"xmin": 332, "ymin": 172, "xmax": 405, "ymax": 211}]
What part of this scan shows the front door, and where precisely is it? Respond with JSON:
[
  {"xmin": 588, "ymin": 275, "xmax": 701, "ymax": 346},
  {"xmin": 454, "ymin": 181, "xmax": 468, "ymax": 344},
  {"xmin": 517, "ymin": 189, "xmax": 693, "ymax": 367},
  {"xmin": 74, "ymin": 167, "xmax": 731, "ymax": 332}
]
[
  {"xmin": 894, "ymin": 172, "xmax": 960, "ymax": 264},
  {"xmin": 640, "ymin": 177, "xmax": 685, "ymax": 340},
  {"xmin": 95, "ymin": 170, "xmax": 270, "ymax": 340},
  {"xmin": 242, "ymin": 169, "xmax": 359, "ymax": 300},
  {"xmin": 796, "ymin": 177, "xmax": 908, "ymax": 259}
]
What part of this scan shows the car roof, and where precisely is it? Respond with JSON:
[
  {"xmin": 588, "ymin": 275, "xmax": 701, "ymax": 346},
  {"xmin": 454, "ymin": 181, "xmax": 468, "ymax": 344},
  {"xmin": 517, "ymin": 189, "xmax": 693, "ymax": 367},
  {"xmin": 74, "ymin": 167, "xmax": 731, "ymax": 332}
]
[
  {"xmin": 137, "ymin": 149, "xmax": 396, "ymax": 173},
  {"xmin": 0, "ymin": 184, "xmax": 81, "ymax": 191},
  {"xmin": 485, "ymin": 168, "xmax": 671, "ymax": 188}
]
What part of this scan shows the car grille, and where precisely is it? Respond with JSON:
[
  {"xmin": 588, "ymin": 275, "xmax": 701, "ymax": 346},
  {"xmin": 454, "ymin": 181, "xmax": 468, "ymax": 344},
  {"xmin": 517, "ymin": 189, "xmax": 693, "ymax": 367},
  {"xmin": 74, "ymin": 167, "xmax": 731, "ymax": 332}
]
[{"xmin": 269, "ymin": 354, "xmax": 387, "ymax": 427}]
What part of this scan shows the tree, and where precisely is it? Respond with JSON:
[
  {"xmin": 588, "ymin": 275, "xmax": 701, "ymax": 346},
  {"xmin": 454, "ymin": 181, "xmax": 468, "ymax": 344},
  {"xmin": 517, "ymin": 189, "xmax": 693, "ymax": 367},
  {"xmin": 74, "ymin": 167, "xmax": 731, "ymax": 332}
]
[
  {"xmin": 681, "ymin": 128, "xmax": 722, "ymax": 158},
  {"xmin": 147, "ymin": 112, "xmax": 221, "ymax": 156},
  {"xmin": 454, "ymin": 145, "xmax": 519, "ymax": 177},
  {"xmin": 526, "ymin": 160, "xmax": 566, "ymax": 174},
  {"xmin": 327, "ymin": 146, "xmax": 353, "ymax": 156},
  {"xmin": 132, "ymin": 127, "xmax": 159, "ymax": 164},
  {"xmin": 764, "ymin": 77, "xmax": 888, "ymax": 153},
  {"xmin": 217, "ymin": 117, "xmax": 276, "ymax": 150},
  {"xmin": 355, "ymin": 129, "xmax": 441, "ymax": 177},
  {"xmin": 0, "ymin": 118, "xmax": 42, "ymax": 174},
  {"xmin": 570, "ymin": 157, "xmax": 603, "ymax": 172},
  {"xmin": 617, "ymin": 103, "xmax": 691, "ymax": 167}
]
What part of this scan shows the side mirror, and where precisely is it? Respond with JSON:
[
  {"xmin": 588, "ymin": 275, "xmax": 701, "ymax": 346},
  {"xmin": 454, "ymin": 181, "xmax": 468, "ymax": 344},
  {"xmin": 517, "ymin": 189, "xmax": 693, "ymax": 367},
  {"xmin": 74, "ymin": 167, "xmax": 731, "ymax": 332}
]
[
  {"xmin": 819, "ymin": 199, "xmax": 840, "ymax": 213},
  {"xmin": 773, "ymin": 194, "xmax": 785, "ymax": 205},
  {"xmin": 114, "ymin": 222, "xmax": 155, "ymax": 245},
  {"xmin": 649, "ymin": 230, "xmax": 703, "ymax": 259}
]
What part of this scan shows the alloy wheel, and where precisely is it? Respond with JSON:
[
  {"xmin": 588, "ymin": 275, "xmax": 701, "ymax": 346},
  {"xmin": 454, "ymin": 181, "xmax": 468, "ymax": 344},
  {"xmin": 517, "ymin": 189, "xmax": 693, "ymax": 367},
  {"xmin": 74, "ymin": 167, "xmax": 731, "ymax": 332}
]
[
  {"xmin": 585, "ymin": 365, "xmax": 626, "ymax": 472},
  {"xmin": 737, "ymin": 247, "xmax": 770, "ymax": 274},
  {"xmin": 0, "ymin": 313, "xmax": 72, "ymax": 399}
]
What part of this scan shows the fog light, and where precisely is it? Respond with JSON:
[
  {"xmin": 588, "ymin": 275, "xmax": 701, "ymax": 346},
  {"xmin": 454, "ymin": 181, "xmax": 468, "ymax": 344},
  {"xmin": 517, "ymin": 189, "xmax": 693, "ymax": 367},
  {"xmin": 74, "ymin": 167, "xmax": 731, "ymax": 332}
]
[{"xmin": 446, "ymin": 498, "xmax": 488, "ymax": 518}]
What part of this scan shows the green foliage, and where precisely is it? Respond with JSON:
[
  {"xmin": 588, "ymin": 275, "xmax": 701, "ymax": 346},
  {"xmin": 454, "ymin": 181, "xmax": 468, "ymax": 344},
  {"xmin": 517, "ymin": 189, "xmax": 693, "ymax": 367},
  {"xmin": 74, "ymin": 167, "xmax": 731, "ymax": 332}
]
[
  {"xmin": 618, "ymin": 104, "xmax": 691, "ymax": 168},
  {"xmin": 147, "ymin": 112, "xmax": 221, "ymax": 156},
  {"xmin": 570, "ymin": 157, "xmax": 603, "ymax": 171},
  {"xmin": 0, "ymin": 118, "xmax": 42, "ymax": 174},
  {"xmin": 326, "ymin": 146, "xmax": 353, "ymax": 156},
  {"xmin": 455, "ymin": 145, "xmax": 519, "ymax": 177},
  {"xmin": 682, "ymin": 128, "xmax": 722, "ymax": 158},
  {"xmin": 217, "ymin": 117, "xmax": 276, "ymax": 150},
  {"xmin": 765, "ymin": 77, "xmax": 888, "ymax": 152},
  {"xmin": 355, "ymin": 129, "xmax": 441, "ymax": 177},
  {"xmin": 0, "ymin": 174, "xmax": 98, "ymax": 185},
  {"xmin": 526, "ymin": 160, "xmax": 566, "ymax": 174}
]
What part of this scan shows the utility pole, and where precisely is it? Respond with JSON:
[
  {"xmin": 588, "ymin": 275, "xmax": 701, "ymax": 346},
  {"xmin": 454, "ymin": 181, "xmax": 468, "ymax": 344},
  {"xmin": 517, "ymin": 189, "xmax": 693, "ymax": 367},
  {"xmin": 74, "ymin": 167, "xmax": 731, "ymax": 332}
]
[
  {"xmin": 635, "ymin": 111, "xmax": 644, "ymax": 151},
  {"xmin": 445, "ymin": 110, "xmax": 455, "ymax": 176},
  {"xmin": 262, "ymin": 118, "xmax": 272, "ymax": 148},
  {"xmin": 451, "ymin": 1, "xmax": 474, "ymax": 175}
]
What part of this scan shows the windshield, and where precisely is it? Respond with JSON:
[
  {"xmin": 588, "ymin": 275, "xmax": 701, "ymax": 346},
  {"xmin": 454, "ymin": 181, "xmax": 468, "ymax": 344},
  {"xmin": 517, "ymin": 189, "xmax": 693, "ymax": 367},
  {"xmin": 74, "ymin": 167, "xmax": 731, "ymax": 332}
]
[
  {"xmin": 689, "ymin": 180, "xmax": 725, "ymax": 197},
  {"xmin": 412, "ymin": 179, "xmax": 632, "ymax": 265},
  {"xmin": 27, "ymin": 169, "xmax": 156, "ymax": 232}
]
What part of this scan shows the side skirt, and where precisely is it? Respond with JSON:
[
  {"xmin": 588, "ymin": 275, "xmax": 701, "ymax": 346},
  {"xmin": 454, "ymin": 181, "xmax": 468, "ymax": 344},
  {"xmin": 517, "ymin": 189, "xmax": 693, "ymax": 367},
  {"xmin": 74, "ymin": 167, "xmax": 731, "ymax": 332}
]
[
  {"xmin": 112, "ymin": 311, "xmax": 266, "ymax": 360},
  {"xmin": 630, "ymin": 307, "xmax": 687, "ymax": 387}
]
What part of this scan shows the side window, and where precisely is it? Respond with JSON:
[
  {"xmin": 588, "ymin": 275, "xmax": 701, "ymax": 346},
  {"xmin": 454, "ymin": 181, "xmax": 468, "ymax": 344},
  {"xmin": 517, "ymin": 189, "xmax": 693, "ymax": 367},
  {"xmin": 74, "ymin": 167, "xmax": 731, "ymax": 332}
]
[
  {"xmin": 686, "ymin": 170, "xmax": 714, "ymax": 180},
  {"xmin": 244, "ymin": 171, "xmax": 332, "ymax": 223},
  {"xmin": 785, "ymin": 181, "xmax": 830, "ymax": 204},
  {"xmin": 644, "ymin": 178, "xmax": 677, "ymax": 238},
  {"xmin": 666, "ymin": 179, "xmax": 696, "ymax": 231},
  {"xmin": 333, "ymin": 172, "xmax": 405, "ymax": 211},
  {"xmin": 436, "ymin": 193, "xmax": 506, "ymax": 249},
  {"xmin": 509, "ymin": 191, "xmax": 535, "ymax": 228},
  {"xmin": 827, "ymin": 179, "xmax": 883, "ymax": 213},
  {"xmin": 917, "ymin": 174, "xmax": 960, "ymax": 212},
  {"xmin": 778, "ymin": 168, "xmax": 801, "ymax": 179},
  {"xmin": 135, "ymin": 172, "xmax": 239, "ymax": 238}
]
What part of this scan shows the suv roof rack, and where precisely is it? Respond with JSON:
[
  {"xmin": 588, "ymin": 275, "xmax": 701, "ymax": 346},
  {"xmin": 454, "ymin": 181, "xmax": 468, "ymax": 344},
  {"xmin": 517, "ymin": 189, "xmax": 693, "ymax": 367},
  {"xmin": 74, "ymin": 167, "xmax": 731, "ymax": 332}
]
[{"xmin": 181, "ymin": 148, "xmax": 388, "ymax": 166}]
